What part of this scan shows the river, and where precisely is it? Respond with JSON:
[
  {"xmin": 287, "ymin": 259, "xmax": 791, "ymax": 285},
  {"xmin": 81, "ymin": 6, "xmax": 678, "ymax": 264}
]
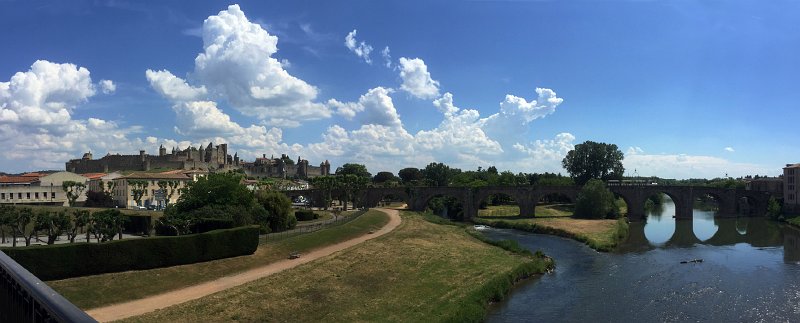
[{"xmin": 483, "ymin": 196, "xmax": 800, "ymax": 322}]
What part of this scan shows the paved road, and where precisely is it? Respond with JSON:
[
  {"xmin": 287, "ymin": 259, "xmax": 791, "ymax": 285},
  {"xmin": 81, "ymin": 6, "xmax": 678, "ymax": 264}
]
[{"xmin": 85, "ymin": 208, "xmax": 402, "ymax": 322}]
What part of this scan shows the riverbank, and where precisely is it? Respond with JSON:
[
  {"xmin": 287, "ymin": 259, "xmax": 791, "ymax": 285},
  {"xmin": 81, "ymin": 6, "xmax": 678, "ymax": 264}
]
[
  {"xmin": 474, "ymin": 216, "xmax": 629, "ymax": 252},
  {"xmin": 49, "ymin": 209, "xmax": 390, "ymax": 309},
  {"xmin": 120, "ymin": 211, "xmax": 553, "ymax": 322}
]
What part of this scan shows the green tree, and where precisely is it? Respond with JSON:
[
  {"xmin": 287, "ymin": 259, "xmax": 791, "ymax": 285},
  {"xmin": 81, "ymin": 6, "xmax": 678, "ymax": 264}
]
[
  {"xmin": 767, "ymin": 196, "xmax": 782, "ymax": 219},
  {"xmin": 34, "ymin": 210, "xmax": 71, "ymax": 245},
  {"xmin": 157, "ymin": 180, "xmax": 181, "ymax": 207},
  {"xmin": 256, "ymin": 190, "xmax": 296, "ymax": 232},
  {"xmin": 338, "ymin": 174, "xmax": 369, "ymax": 210},
  {"xmin": 92, "ymin": 209, "xmax": 127, "ymax": 242},
  {"xmin": 13, "ymin": 207, "xmax": 34, "ymax": 247},
  {"xmin": 84, "ymin": 190, "xmax": 115, "ymax": 207},
  {"xmin": 172, "ymin": 173, "xmax": 253, "ymax": 213},
  {"xmin": 562, "ymin": 141, "xmax": 625, "ymax": 185},
  {"xmin": 373, "ymin": 171, "xmax": 398, "ymax": 184},
  {"xmin": 127, "ymin": 179, "xmax": 149, "ymax": 207},
  {"xmin": 67, "ymin": 209, "xmax": 91, "ymax": 243},
  {"xmin": 0, "ymin": 205, "xmax": 14, "ymax": 244},
  {"xmin": 310, "ymin": 176, "xmax": 337, "ymax": 210},
  {"xmin": 335, "ymin": 163, "xmax": 372, "ymax": 179},
  {"xmin": 574, "ymin": 179, "xmax": 619, "ymax": 219},
  {"xmin": 423, "ymin": 162, "xmax": 457, "ymax": 187},
  {"xmin": 62, "ymin": 181, "xmax": 87, "ymax": 207},
  {"xmin": 398, "ymin": 167, "xmax": 423, "ymax": 184}
]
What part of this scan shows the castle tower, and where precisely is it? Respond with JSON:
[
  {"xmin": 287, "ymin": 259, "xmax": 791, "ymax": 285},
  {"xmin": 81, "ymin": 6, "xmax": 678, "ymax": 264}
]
[
  {"xmin": 234, "ymin": 152, "xmax": 239, "ymax": 166},
  {"xmin": 159, "ymin": 144, "xmax": 166, "ymax": 156},
  {"xmin": 82, "ymin": 151, "xmax": 93, "ymax": 160},
  {"xmin": 198, "ymin": 145, "xmax": 205, "ymax": 162},
  {"xmin": 139, "ymin": 150, "xmax": 146, "ymax": 162},
  {"xmin": 220, "ymin": 143, "xmax": 228, "ymax": 165}
]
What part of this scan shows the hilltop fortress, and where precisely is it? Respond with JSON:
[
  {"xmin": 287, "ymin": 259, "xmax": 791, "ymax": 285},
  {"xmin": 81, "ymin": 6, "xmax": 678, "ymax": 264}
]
[
  {"xmin": 65, "ymin": 144, "xmax": 331, "ymax": 180},
  {"xmin": 66, "ymin": 143, "xmax": 238, "ymax": 174}
]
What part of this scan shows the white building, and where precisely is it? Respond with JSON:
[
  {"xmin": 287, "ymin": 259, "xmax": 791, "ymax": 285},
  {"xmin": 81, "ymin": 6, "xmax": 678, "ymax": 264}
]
[{"xmin": 0, "ymin": 172, "xmax": 89, "ymax": 206}]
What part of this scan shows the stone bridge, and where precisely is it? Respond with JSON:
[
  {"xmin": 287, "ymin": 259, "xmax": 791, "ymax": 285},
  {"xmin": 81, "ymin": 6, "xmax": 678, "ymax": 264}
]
[{"xmin": 284, "ymin": 185, "xmax": 772, "ymax": 221}]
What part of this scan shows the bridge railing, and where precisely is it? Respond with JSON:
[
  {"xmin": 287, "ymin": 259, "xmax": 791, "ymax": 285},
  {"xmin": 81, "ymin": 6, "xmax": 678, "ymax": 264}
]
[{"xmin": 0, "ymin": 250, "xmax": 96, "ymax": 323}]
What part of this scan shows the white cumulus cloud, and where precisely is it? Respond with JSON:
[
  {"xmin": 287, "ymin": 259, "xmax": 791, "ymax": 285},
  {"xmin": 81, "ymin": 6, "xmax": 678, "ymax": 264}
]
[
  {"xmin": 344, "ymin": 29, "xmax": 373, "ymax": 64},
  {"xmin": 398, "ymin": 57, "xmax": 440, "ymax": 100},
  {"xmin": 724, "ymin": 147, "xmax": 735, "ymax": 152},
  {"xmin": 99, "ymin": 79, "xmax": 116, "ymax": 94},
  {"xmin": 145, "ymin": 69, "xmax": 207, "ymax": 102},
  {"xmin": 381, "ymin": 46, "xmax": 392, "ymax": 68}
]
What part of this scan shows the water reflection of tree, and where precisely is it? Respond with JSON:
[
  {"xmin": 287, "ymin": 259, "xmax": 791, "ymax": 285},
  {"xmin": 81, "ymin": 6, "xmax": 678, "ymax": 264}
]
[{"xmin": 784, "ymin": 226, "xmax": 800, "ymax": 263}]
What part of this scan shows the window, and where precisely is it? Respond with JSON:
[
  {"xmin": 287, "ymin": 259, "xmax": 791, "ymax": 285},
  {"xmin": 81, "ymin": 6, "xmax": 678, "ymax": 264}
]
[
  {"xmin": 1, "ymin": 193, "xmax": 4, "ymax": 199},
  {"xmin": 9, "ymin": 193, "xmax": 12, "ymax": 200},
  {"xmin": 790, "ymin": 185, "xmax": 795, "ymax": 191},
  {"xmin": 791, "ymin": 169, "xmax": 796, "ymax": 175},
  {"xmin": 35, "ymin": 192, "xmax": 39, "ymax": 199},
  {"xmin": 26, "ymin": 192, "xmax": 30, "ymax": 199},
  {"xmin": 51, "ymin": 192, "xmax": 55, "ymax": 198},
  {"xmin": 791, "ymin": 194, "xmax": 795, "ymax": 201},
  {"xmin": 18, "ymin": 193, "xmax": 22, "ymax": 199}
]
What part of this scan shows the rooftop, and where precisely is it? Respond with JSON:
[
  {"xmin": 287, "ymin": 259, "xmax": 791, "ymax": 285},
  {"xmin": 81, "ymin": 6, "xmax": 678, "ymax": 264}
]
[{"xmin": 120, "ymin": 173, "xmax": 190, "ymax": 180}]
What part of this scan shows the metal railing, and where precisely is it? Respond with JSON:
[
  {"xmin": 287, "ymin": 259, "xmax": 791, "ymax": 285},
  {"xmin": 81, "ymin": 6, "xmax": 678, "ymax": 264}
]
[
  {"xmin": 261, "ymin": 209, "xmax": 368, "ymax": 242},
  {"xmin": 0, "ymin": 250, "xmax": 96, "ymax": 323}
]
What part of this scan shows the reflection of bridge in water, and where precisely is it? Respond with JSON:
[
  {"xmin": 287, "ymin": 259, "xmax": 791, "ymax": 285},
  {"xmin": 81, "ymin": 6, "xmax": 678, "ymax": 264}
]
[
  {"xmin": 623, "ymin": 218, "xmax": 787, "ymax": 251},
  {"xmin": 285, "ymin": 185, "xmax": 772, "ymax": 221}
]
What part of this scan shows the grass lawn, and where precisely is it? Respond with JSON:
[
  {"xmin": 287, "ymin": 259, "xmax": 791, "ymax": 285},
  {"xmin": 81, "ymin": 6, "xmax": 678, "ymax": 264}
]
[
  {"xmin": 789, "ymin": 216, "xmax": 800, "ymax": 228},
  {"xmin": 477, "ymin": 204, "xmax": 573, "ymax": 218},
  {"xmin": 475, "ymin": 216, "xmax": 627, "ymax": 252},
  {"xmin": 47, "ymin": 210, "xmax": 389, "ymax": 309},
  {"xmin": 121, "ymin": 211, "xmax": 551, "ymax": 323}
]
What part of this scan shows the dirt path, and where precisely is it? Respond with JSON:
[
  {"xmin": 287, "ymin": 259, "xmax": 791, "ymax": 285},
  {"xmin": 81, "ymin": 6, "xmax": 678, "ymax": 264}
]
[{"xmin": 86, "ymin": 208, "xmax": 402, "ymax": 322}]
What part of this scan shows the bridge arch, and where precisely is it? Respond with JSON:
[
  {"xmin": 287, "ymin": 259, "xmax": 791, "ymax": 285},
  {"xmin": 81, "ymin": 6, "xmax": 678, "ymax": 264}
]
[{"xmin": 474, "ymin": 187, "xmax": 531, "ymax": 217}]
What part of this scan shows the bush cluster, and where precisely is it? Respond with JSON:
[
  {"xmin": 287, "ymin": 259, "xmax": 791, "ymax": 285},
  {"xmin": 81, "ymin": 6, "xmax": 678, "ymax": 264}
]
[
  {"xmin": 1, "ymin": 226, "xmax": 259, "ymax": 280},
  {"xmin": 294, "ymin": 209, "xmax": 319, "ymax": 221}
]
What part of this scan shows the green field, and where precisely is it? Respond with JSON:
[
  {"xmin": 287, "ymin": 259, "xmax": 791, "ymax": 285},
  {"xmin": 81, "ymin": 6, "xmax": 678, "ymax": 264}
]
[
  {"xmin": 475, "ymin": 215, "xmax": 628, "ymax": 252},
  {"xmin": 121, "ymin": 211, "xmax": 552, "ymax": 322},
  {"xmin": 477, "ymin": 204, "xmax": 574, "ymax": 218},
  {"xmin": 48, "ymin": 210, "xmax": 389, "ymax": 309}
]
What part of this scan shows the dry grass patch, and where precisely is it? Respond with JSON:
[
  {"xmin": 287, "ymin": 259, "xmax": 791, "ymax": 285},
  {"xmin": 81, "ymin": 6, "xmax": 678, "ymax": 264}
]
[
  {"xmin": 48, "ymin": 210, "xmax": 389, "ymax": 309},
  {"xmin": 122, "ymin": 211, "xmax": 539, "ymax": 323},
  {"xmin": 475, "ymin": 216, "xmax": 626, "ymax": 251}
]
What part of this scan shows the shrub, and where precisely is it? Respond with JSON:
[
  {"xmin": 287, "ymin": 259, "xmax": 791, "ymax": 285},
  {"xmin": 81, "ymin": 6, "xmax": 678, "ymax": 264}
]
[
  {"xmin": 574, "ymin": 179, "xmax": 619, "ymax": 219},
  {"xmin": 256, "ymin": 190, "xmax": 296, "ymax": 232},
  {"xmin": 1, "ymin": 225, "xmax": 259, "ymax": 280},
  {"xmin": 83, "ymin": 190, "xmax": 115, "ymax": 208},
  {"xmin": 294, "ymin": 210, "xmax": 319, "ymax": 221},
  {"xmin": 195, "ymin": 218, "xmax": 235, "ymax": 233}
]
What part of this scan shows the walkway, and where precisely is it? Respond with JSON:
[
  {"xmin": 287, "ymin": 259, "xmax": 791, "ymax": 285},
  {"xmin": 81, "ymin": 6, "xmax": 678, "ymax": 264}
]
[{"xmin": 86, "ymin": 208, "xmax": 403, "ymax": 322}]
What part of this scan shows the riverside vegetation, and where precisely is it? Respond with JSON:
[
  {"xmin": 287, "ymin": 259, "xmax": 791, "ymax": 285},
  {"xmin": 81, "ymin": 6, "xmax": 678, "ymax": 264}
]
[{"xmin": 120, "ymin": 211, "xmax": 553, "ymax": 323}]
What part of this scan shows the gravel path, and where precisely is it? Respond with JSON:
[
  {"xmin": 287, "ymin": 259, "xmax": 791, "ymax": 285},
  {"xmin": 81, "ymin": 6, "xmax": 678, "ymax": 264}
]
[{"xmin": 86, "ymin": 208, "xmax": 402, "ymax": 322}]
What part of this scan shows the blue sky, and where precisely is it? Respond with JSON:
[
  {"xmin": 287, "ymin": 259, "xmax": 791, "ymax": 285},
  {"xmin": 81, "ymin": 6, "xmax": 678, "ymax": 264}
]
[{"xmin": 0, "ymin": 0, "xmax": 797, "ymax": 178}]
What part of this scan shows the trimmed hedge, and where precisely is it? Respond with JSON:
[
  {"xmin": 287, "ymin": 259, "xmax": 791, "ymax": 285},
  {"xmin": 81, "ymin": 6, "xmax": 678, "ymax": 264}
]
[
  {"xmin": 294, "ymin": 209, "xmax": 319, "ymax": 221},
  {"xmin": 1, "ymin": 225, "xmax": 260, "ymax": 280}
]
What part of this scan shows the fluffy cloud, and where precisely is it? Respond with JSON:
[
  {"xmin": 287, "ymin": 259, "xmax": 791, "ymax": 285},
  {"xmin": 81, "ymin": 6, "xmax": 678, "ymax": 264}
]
[
  {"xmin": 99, "ymin": 79, "xmax": 116, "ymax": 94},
  {"xmin": 329, "ymin": 87, "xmax": 402, "ymax": 127},
  {"xmin": 145, "ymin": 69, "xmax": 207, "ymax": 102},
  {"xmin": 344, "ymin": 29, "xmax": 373, "ymax": 64},
  {"xmin": 510, "ymin": 133, "xmax": 576, "ymax": 172},
  {"xmin": 482, "ymin": 88, "xmax": 564, "ymax": 141},
  {"xmin": 0, "ymin": 60, "xmax": 96, "ymax": 126},
  {"xmin": 398, "ymin": 57, "xmax": 440, "ymax": 99},
  {"xmin": 416, "ymin": 93, "xmax": 502, "ymax": 156},
  {"xmin": 147, "ymin": 4, "xmax": 330, "ymax": 128},
  {"xmin": 724, "ymin": 147, "xmax": 735, "ymax": 152},
  {"xmin": 0, "ymin": 60, "xmax": 174, "ymax": 170}
]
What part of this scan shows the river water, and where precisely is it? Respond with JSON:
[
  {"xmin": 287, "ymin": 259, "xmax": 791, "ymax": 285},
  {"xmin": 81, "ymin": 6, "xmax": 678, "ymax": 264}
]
[{"xmin": 484, "ymin": 197, "xmax": 800, "ymax": 322}]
